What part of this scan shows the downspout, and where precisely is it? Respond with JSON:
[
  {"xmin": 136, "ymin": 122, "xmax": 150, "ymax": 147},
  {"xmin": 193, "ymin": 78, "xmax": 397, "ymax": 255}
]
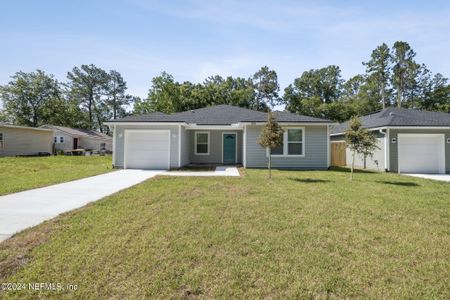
[{"xmin": 379, "ymin": 128, "xmax": 388, "ymax": 172}]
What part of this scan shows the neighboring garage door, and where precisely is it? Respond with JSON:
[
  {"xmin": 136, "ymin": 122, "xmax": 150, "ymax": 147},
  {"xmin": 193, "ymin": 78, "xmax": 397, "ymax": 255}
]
[
  {"xmin": 398, "ymin": 134, "xmax": 445, "ymax": 174},
  {"xmin": 124, "ymin": 130, "xmax": 170, "ymax": 169}
]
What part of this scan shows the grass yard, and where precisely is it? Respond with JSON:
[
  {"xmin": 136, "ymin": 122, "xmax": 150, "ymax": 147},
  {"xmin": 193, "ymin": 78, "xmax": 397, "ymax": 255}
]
[
  {"xmin": 0, "ymin": 156, "xmax": 113, "ymax": 196},
  {"xmin": 0, "ymin": 168, "xmax": 449, "ymax": 299}
]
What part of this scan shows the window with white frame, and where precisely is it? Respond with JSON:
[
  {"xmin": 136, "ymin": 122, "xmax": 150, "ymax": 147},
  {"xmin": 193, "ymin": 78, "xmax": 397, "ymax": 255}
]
[
  {"xmin": 195, "ymin": 132, "xmax": 209, "ymax": 155},
  {"xmin": 0, "ymin": 132, "xmax": 3, "ymax": 150},
  {"xmin": 287, "ymin": 128, "xmax": 303, "ymax": 155},
  {"xmin": 269, "ymin": 127, "xmax": 304, "ymax": 156},
  {"xmin": 54, "ymin": 136, "xmax": 57, "ymax": 143},
  {"xmin": 100, "ymin": 143, "xmax": 106, "ymax": 150},
  {"xmin": 59, "ymin": 136, "xmax": 64, "ymax": 143}
]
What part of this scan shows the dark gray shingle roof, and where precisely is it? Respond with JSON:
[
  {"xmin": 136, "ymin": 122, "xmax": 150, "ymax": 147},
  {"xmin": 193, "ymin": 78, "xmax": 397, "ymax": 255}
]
[
  {"xmin": 109, "ymin": 105, "xmax": 332, "ymax": 125},
  {"xmin": 331, "ymin": 107, "xmax": 450, "ymax": 134}
]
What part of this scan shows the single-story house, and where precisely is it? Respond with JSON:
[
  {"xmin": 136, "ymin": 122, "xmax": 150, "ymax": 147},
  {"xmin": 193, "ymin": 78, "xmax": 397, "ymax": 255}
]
[
  {"xmin": 0, "ymin": 123, "xmax": 53, "ymax": 157},
  {"xmin": 331, "ymin": 107, "xmax": 450, "ymax": 174},
  {"xmin": 104, "ymin": 105, "xmax": 333, "ymax": 170},
  {"xmin": 40, "ymin": 125, "xmax": 112, "ymax": 153}
]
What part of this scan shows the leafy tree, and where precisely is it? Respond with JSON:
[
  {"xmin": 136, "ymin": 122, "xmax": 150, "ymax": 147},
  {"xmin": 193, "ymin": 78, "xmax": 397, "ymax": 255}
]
[
  {"xmin": 363, "ymin": 43, "xmax": 391, "ymax": 108},
  {"xmin": 66, "ymin": 64, "xmax": 110, "ymax": 129},
  {"xmin": 391, "ymin": 41, "xmax": 416, "ymax": 107},
  {"xmin": 421, "ymin": 73, "xmax": 450, "ymax": 112},
  {"xmin": 345, "ymin": 116, "xmax": 379, "ymax": 180},
  {"xmin": 143, "ymin": 72, "xmax": 182, "ymax": 113},
  {"xmin": 0, "ymin": 70, "xmax": 61, "ymax": 127},
  {"xmin": 253, "ymin": 66, "xmax": 280, "ymax": 110},
  {"xmin": 284, "ymin": 66, "xmax": 345, "ymax": 120},
  {"xmin": 258, "ymin": 112, "xmax": 284, "ymax": 179}
]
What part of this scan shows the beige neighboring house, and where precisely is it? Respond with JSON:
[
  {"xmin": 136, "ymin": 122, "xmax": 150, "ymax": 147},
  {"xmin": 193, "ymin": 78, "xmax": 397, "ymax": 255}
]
[
  {"xmin": 0, "ymin": 123, "xmax": 53, "ymax": 157},
  {"xmin": 40, "ymin": 125, "xmax": 112, "ymax": 153}
]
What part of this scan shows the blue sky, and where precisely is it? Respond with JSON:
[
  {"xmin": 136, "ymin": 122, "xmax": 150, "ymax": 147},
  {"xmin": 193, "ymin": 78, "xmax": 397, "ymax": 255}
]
[{"xmin": 1, "ymin": 0, "xmax": 450, "ymax": 100}]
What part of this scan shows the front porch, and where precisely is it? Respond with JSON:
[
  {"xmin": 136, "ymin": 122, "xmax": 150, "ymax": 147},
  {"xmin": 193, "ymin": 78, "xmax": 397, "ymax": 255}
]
[{"xmin": 181, "ymin": 129, "xmax": 244, "ymax": 166}]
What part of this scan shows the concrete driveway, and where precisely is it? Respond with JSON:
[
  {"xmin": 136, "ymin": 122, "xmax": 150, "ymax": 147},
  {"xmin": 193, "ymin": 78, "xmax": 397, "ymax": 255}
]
[
  {"xmin": 0, "ymin": 169, "xmax": 165, "ymax": 242},
  {"xmin": 403, "ymin": 173, "xmax": 450, "ymax": 183}
]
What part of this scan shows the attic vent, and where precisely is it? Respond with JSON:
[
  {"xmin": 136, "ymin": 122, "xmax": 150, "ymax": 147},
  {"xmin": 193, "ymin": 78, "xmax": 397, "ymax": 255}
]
[
  {"xmin": 191, "ymin": 110, "xmax": 195, "ymax": 113},
  {"xmin": 389, "ymin": 112, "xmax": 395, "ymax": 116}
]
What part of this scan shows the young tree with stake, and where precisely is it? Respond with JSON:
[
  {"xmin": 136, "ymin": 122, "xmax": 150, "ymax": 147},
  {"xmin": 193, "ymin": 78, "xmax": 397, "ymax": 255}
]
[
  {"xmin": 258, "ymin": 112, "xmax": 284, "ymax": 179},
  {"xmin": 345, "ymin": 116, "xmax": 379, "ymax": 180}
]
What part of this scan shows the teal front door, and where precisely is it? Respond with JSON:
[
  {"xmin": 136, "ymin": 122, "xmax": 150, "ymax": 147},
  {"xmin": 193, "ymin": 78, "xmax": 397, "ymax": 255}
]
[{"xmin": 223, "ymin": 133, "xmax": 236, "ymax": 164}]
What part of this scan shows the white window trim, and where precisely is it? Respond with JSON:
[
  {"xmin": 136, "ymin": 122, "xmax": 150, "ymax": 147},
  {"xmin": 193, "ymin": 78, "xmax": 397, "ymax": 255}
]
[
  {"xmin": 194, "ymin": 131, "xmax": 210, "ymax": 155},
  {"xmin": 266, "ymin": 127, "xmax": 305, "ymax": 157},
  {"xmin": 59, "ymin": 136, "xmax": 64, "ymax": 143}
]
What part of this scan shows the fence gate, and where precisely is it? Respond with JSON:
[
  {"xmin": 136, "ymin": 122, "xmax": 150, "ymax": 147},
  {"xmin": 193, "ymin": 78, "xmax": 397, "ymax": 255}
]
[{"xmin": 331, "ymin": 142, "xmax": 346, "ymax": 166}]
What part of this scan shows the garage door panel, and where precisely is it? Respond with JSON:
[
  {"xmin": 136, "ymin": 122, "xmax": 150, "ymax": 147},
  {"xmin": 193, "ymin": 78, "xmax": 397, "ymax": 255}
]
[
  {"xmin": 398, "ymin": 134, "xmax": 445, "ymax": 174},
  {"xmin": 125, "ymin": 131, "xmax": 170, "ymax": 170}
]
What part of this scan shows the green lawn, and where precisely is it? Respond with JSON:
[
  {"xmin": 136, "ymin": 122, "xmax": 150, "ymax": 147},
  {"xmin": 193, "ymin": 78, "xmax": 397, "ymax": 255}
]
[
  {"xmin": 0, "ymin": 168, "xmax": 449, "ymax": 299},
  {"xmin": 0, "ymin": 156, "xmax": 113, "ymax": 196}
]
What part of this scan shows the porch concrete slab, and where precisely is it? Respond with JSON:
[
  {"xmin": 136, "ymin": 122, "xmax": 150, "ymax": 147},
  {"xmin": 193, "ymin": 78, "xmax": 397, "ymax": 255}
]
[
  {"xmin": 165, "ymin": 166, "xmax": 240, "ymax": 177},
  {"xmin": 0, "ymin": 169, "xmax": 165, "ymax": 242},
  {"xmin": 403, "ymin": 173, "xmax": 450, "ymax": 183}
]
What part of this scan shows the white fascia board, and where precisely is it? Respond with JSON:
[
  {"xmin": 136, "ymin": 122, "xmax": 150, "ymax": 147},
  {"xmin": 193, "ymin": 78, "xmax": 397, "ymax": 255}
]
[
  {"xmin": 103, "ymin": 122, "xmax": 186, "ymax": 126},
  {"xmin": 330, "ymin": 127, "xmax": 388, "ymax": 136},
  {"xmin": 385, "ymin": 126, "xmax": 450, "ymax": 130},
  {"xmin": 185, "ymin": 124, "xmax": 244, "ymax": 130},
  {"xmin": 240, "ymin": 122, "xmax": 335, "ymax": 126}
]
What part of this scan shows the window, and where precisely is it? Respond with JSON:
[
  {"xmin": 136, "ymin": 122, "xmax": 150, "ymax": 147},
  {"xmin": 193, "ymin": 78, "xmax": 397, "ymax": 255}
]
[
  {"xmin": 54, "ymin": 137, "xmax": 57, "ymax": 143},
  {"xmin": 100, "ymin": 143, "xmax": 106, "ymax": 150},
  {"xmin": 287, "ymin": 129, "xmax": 303, "ymax": 155},
  {"xmin": 60, "ymin": 136, "xmax": 64, "ymax": 143},
  {"xmin": 0, "ymin": 133, "xmax": 3, "ymax": 150},
  {"xmin": 195, "ymin": 132, "xmax": 209, "ymax": 155},
  {"xmin": 268, "ymin": 127, "xmax": 304, "ymax": 157},
  {"xmin": 271, "ymin": 143, "xmax": 284, "ymax": 155}
]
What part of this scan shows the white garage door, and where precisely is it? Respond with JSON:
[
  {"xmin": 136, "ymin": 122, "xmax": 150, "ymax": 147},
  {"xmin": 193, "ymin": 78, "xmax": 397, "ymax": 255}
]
[
  {"xmin": 124, "ymin": 130, "xmax": 170, "ymax": 170},
  {"xmin": 398, "ymin": 134, "xmax": 445, "ymax": 174}
]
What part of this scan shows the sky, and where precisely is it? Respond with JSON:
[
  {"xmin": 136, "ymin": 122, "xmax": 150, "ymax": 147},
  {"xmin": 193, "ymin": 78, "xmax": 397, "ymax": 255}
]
[{"xmin": 1, "ymin": 0, "xmax": 450, "ymax": 102}]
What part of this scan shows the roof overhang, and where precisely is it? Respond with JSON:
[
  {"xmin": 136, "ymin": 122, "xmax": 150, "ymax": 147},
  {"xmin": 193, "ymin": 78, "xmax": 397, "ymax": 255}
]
[
  {"xmin": 240, "ymin": 122, "xmax": 336, "ymax": 126},
  {"xmin": 330, "ymin": 125, "xmax": 450, "ymax": 136},
  {"xmin": 185, "ymin": 123, "xmax": 244, "ymax": 130},
  {"xmin": 0, "ymin": 124, "xmax": 53, "ymax": 132},
  {"xmin": 103, "ymin": 122, "xmax": 185, "ymax": 126}
]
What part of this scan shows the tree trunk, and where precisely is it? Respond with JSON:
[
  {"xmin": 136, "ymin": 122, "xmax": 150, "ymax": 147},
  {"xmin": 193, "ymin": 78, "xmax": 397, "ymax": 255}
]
[
  {"xmin": 350, "ymin": 151, "xmax": 355, "ymax": 180},
  {"xmin": 381, "ymin": 83, "xmax": 386, "ymax": 109},
  {"xmin": 397, "ymin": 78, "xmax": 403, "ymax": 108},
  {"xmin": 268, "ymin": 150, "xmax": 272, "ymax": 179},
  {"xmin": 363, "ymin": 155, "xmax": 367, "ymax": 169}
]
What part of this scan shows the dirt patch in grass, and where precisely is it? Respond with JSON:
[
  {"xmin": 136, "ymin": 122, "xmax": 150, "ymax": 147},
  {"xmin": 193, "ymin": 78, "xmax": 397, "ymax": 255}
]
[{"xmin": 0, "ymin": 222, "xmax": 54, "ymax": 281}]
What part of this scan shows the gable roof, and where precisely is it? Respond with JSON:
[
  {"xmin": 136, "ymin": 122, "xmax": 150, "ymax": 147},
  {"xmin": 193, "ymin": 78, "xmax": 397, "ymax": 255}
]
[
  {"xmin": 107, "ymin": 105, "xmax": 332, "ymax": 125},
  {"xmin": 41, "ymin": 125, "xmax": 112, "ymax": 140},
  {"xmin": 331, "ymin": 107, "xmax": 450, "ymax": 134},
  {"xmin": 0, "ymin": 123, "xmax": 53, "ymax": 132}
]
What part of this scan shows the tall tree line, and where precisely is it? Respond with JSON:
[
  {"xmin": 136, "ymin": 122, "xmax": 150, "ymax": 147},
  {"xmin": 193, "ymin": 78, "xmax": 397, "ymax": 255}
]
[
  {"xmin": 0, "ymin": 64, "xmax": 136, "ymax": 132},
  {"xmin": 1, "ymin": 41, "xmax": 449, "ymax": 127},
  {"xmin": 133, "ymin": 66, "xmax": 280, "ymax": 114},
  {"xmin": 284, "ymin": 41, "xmax": 449, "ymax": 122}
]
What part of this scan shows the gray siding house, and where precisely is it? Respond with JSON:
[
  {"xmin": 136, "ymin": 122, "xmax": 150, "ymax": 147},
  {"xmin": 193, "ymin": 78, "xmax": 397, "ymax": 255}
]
[
  {"xmin": 105, "ymin": 105, "xmax": 333, "ymax": 170},
  {"xmin": 40, "ymin": 125, "xmax": 112, "ymax": 153},
  {"xmin": 0, "ymin": 123, "xmax": 53, "ymax": 156},
  {"xmin": 331, "ymin": 108, "xmax": 450, "ymax": 174}
]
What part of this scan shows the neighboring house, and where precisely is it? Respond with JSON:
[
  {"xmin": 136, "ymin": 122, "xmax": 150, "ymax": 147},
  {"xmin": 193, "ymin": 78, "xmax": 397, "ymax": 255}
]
[
  {"xmin": 0, "ymin": 123, "xmax": 53, "ymax": 157},
  {"xmin": 40, "ymin": 125, "xmax": 112, "ymax": 152},
  {"xmin": 104, "ymin": 105, "xmax": 333, "ymax": 170},
  {"xmin": 331, "ymin": 107, "xmax": 450, "ymax": 174}
]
